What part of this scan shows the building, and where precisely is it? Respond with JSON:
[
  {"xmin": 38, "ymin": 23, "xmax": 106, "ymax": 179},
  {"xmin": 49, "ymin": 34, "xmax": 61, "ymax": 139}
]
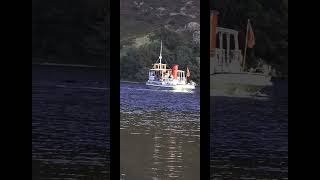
[{"xmin": 210, "ymin": 10, "xmax": 242, "ymax": 74}]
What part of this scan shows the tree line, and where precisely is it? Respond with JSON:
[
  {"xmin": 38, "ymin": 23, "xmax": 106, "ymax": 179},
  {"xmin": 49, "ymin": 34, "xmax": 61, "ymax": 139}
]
[
  {"xmin": 32, "ymin": 0, "xmax": 109, "ymax": 67},
  {"xmin": 120, "ymin": 28, "xmax": 200, "ymax": 84}
]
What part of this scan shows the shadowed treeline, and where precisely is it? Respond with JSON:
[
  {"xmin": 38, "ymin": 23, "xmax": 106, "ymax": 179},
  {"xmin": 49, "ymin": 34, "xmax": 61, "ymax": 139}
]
[
  {"xmin": 120, "ymin": 28, "xmax": 200, "ymax": 84},
  {"xmin": 32, "ymin": 0, "xmax": 109, "ymax": 67},
  {"xmin": 212, "ymin": 0, "xmax": 288, "ymax": 76}
]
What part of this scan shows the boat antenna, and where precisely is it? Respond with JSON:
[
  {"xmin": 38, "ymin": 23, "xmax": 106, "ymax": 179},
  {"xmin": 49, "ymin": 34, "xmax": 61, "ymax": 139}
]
[{"xmin": 159, "ymin": 40, "xmax": 162, "ymax": 65}]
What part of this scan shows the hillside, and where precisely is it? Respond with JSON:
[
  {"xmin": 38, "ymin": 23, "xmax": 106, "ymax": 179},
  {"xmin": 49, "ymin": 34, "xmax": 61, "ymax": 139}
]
[
  {"xmin": 120, "ymin": 0, "xmax": 201, "ymax": 83},
  {"xmin": 120, "ymin": 0, "xmax": 199, "ymax": 41}
]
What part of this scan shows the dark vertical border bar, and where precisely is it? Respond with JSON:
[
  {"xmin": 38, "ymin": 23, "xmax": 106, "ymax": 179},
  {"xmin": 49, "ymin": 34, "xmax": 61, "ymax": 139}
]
[
  {"xmin": 200, "ymin": 0, "xmax": 211, "ymax": 179},
  {"xmin": 109, "ymin": 0, "xmax": 120, "ymax": 179}
]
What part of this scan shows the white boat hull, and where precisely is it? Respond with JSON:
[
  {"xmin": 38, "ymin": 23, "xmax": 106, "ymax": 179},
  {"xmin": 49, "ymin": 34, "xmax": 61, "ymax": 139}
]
[
  {"xmin": 146, "ymin": 82, "xmax": 196, "ymax": 90},
  {"xmin": 210, "ymin": 73, "xmax": 272, "ymax": 96}
]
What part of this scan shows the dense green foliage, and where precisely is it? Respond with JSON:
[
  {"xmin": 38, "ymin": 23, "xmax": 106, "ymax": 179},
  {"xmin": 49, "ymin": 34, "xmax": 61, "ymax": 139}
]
[
  {"xmin": 120, "ymin": 0, "xmax": 200, "ymax": 41},
  {"xmin": 32, "ymin": 0, "xmax": 287, "ymax": 78},
  {"xmin": 32, "ymin": 0, "xmax": 109, "ymax": 67},
  {"xmin": 120, "ymin": 28, "xmax": 200, "ymax": 83},
  {"xmin": 212, "ymin": 0, "xmax": 288, "ymax": 75}
]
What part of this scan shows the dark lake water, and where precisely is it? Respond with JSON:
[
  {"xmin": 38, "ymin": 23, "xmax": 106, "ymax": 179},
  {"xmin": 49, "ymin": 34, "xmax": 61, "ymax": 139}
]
[
  {"xmin": 32, "ymin": 65, "xmax": 287, "ymax": 180},
  {"xmin": 120, "ymin": 82, "xmax": 200, "ymax": 180},
  {"xmin": 210, "ymin": 80, "xmax": 288, "ymax": 179},
  {"xmin": 32, "ymin": 65, "xmax": 110, "ymax": 180}
]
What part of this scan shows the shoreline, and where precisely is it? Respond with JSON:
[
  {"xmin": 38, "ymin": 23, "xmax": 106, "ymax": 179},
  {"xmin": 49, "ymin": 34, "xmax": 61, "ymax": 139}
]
[
  {"xmin": 32, "ymin": 62, "xmax": 96, "ymax": 68},
  {"xmin": 32, "ymin": 62, "xmax": 109, "ymax": 69},
  {"xmin": 32, "ymin": 57, "xmax": 108, "ymax": 69}
]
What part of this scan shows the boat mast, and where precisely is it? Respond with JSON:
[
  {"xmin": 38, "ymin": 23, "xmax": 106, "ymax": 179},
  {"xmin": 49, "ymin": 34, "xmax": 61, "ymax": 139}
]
[{"xmin": 159, "ymin": 40, "xmax": 162, "ymax": 67}]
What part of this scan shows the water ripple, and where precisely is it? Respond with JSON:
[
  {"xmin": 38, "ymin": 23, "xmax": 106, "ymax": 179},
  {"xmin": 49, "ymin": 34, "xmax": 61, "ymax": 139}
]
[{"xmin": 120, "ymin": 82, "xmax": 200, "ymax": 180}]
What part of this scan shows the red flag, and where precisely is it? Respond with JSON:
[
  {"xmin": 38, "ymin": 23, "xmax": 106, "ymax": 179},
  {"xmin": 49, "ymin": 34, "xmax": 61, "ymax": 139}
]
[
  {"xmin": 247, "ymin": 21, "xmax": 255, "ymax": 48},
  {"xmin": 186, "ymin": 67, "xmax": 190, "ymax": 77}
]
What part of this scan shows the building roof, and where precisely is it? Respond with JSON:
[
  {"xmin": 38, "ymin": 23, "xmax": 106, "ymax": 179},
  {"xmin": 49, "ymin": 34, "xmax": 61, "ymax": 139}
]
[{"xmin": 217, "ymin": 27, "xmax": 238, "ymax": 35}]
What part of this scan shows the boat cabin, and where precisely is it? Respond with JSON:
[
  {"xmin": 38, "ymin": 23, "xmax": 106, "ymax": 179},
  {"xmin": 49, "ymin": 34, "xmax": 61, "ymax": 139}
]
[
  {"xmin": 148, "ymin": 63, "xmax": 186, "ymax": 82},
  {"xmin": 153, "ymin": 63, "xmax": 167, "ymax": 69}
]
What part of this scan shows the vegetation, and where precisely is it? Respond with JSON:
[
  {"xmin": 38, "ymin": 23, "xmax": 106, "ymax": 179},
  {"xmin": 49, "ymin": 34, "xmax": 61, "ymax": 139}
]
[
  {"xmin": 120, "ymin": 0, "xmax": 200, "ymax": 41},
  {"xmin": 212, "ymin": 0, "xmax": 288, "ymax": 76},
  {"xmin": 120, "ymin": 28, "xmax": 200, "ymax": 84},
  {"xmin": 32, "ymin": 0, "xmax": 109, "ymax": 67},
  {"xmin": 32, "ymin": 0, "xmax": 287, "ymax": 79},
  {"xmin": 119, "ymin": 0, "xmax": 200, "ymax": 83}
]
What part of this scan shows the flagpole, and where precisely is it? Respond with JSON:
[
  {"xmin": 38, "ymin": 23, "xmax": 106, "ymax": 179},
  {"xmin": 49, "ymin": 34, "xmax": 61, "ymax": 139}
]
[{"xmin": 242, "ymin": 19, "xmax": 250, "ymax": 72}]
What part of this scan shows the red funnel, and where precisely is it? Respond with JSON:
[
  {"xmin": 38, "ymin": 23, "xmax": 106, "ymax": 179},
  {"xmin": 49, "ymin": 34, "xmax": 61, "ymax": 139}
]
[{"xmin": 172, "ymin": 65, "xmax": 178, "ymax": 79}]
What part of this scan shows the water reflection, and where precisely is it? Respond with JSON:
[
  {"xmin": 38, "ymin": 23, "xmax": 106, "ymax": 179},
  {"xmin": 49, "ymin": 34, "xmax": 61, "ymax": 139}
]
[
  {"xmin": 120, "ymin": 82, "xmax": 200, "ymax": 180},
  {"xmin": 210, "ymin": 80, "xmax": 288, "ymax": 179},
  {"xmin": 32, "ymin": 65, "xmax": 110, "ymax": 179}
]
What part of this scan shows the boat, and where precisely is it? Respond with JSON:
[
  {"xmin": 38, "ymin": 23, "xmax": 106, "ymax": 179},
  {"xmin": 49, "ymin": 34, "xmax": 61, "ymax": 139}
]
[
  {"xmin": 146, "ymin": 41, "xmax": 196, "ymax": 90},
  {"xmin": 210, "ymin": 10, "xmax": 272, "ymax": 97}
]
